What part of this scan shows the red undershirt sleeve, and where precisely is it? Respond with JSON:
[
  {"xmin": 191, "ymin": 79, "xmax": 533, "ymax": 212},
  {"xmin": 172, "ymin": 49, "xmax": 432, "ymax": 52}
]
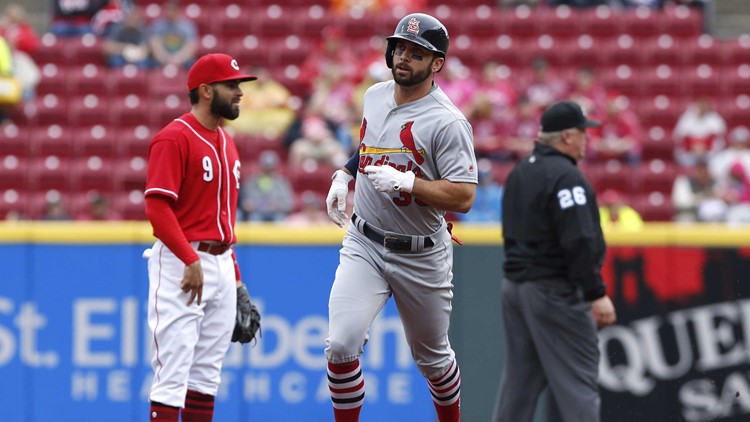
[{"xmin": 145, "ymin": 195, "xmax": 200, "ymax": 265}]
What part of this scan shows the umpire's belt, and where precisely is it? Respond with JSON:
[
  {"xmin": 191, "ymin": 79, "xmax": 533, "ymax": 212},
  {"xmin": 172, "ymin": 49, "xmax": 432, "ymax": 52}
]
[
  {"xmin": 196, "ymin": 241, "xmax": 231, "ymax": 255},
  {"xmin": 352, "ymin": 214, "xmax": 434, "ymax": 252}
]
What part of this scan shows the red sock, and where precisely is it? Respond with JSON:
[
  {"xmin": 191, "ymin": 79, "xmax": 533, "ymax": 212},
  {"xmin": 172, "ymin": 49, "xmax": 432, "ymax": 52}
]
[
  {"xmin": 149, "ymin": 401, "xmax": 179, "ymax": 421},
  {"xmin": 428, "ymin": 360, "xmax": 461, "ymax": 422},
  {"xmin": 181, "ymin": 390, "xmax": 215, "ymax": 422},
  {"xmin": 328, "ymin": 360, "xmax": 365, "ymax": 422}
]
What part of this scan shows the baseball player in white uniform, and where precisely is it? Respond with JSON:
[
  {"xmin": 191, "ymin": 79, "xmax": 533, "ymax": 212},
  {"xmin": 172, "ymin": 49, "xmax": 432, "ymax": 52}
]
[{"xmin": 324, "ymin": 13, "xmax": 478, "ymax": 422}]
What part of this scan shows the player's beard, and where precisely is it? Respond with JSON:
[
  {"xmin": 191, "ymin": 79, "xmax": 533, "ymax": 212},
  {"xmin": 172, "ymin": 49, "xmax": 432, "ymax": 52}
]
[
  {"xmin": 392, "ymin": 62, "xmax": 433, "ymax": 87},
  {"xmin": 210, "ymin": 90, "xmax": 240, "ymax": 120}
]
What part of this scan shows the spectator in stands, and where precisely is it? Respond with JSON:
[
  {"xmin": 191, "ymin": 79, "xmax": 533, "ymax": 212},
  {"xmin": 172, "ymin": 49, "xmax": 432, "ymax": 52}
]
[
  {"xmin": 0, "ymin": 35, "xmax": 16, "ymax": 124},
  {"xmin": 716, "ymin": 161, "xmax": 750, "ymax": 224},
  {"xmin": 617, "ymin": 0, "xmax": 668, "ymax": 9},
  {"xmin": 0, "ymin": 4, "xmax": 40, "ymax": 100},
  {"xmin": 672, "ymin": 158, "xmax": 725, "ymax": 222},
  {"xmin": 225, "ymin": 66, "xmax": 297, "ymax": 140},
  {"xmin": 147, "ymin": 0, "xmax": 198, "ymax": 70},
  {"xmin": 50, "ymin": 0, "xmax": 114, "ymax": 36},
  {"xmin": 287, "ymin": 113, "xmax": 348, "ymax": 170},
  {"xmin": 329, "ymin": 0, "xmax": 427, "ymax": 14},
  {"xmin": 598, "ymin": 189, "xmax": 644, "ymax": 231},
  {"xmin": 306, "ymin": 63, "xmax": 357, "ymax": 153},
  {"xmin": 568, "ymin": 67, "xmax": 607, "ymax": 116},
  {"xmin": 298, "ymin": 26, "xmax": 357, "ymax": 98},
  {"xmin": 90, "ymin": 0, "xmax": 125, "ymax": 37},
  {"xmin": 78, "ymin": 192, "xmax": 122, "ymax": 220},
  {"xmin": 286, "ymin": 190, "xmax": 329, "ymax": 225},
  {"xmin": 458, "ymin": 159, "xmax": 503, "ymax": 224},
  {"xmin": 586, "ymin": 95, "xmax": 642, "ymax": 165},
  {"xmin": 519, "ymin": 57, "xmax": 569, "ymax": 114},
  {"xmin": 435, "ymin": 57, "xmax": 477, "ymax": 115},
  {"xmin": 499, "ymin": 95, "xmax": 539, "ymax": 161},
  {"xmin": 468, "ymin": 94, "xmax": 507, "ymax": 161},
  {"xmin": 672, "ymin": 96, "xmax": 726, "ymax": 168},
  {"xmin": 103, "ymin": 6, "xmax": 151, "ymax": 69},
  {"xmin": 709, "ymin": 126, "xmax": 750, "ymax": 188},
  {"xmin": 239, "ymin": 150, "xmax": 295, "ymax": 222},
  {"xmin": 42, "ymin": 196, "xmax": 70, "ymax": 221}
]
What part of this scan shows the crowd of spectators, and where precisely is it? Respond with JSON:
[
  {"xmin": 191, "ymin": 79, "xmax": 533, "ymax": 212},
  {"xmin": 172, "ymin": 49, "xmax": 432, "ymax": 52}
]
[{"xmin": 2, "ymin": 0, "xmax": 745, "ymax": 225}]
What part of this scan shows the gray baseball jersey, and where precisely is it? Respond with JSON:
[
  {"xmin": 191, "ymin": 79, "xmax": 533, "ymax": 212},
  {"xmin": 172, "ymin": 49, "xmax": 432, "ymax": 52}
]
[{"xmin": 353, "ymin": 80, "xmax": 478, "ymax": 234}]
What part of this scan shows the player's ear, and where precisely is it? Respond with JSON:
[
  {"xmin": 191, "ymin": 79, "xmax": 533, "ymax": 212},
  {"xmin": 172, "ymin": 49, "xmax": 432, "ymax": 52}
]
[
  {"xmin": 200, "ymin": 84, "xmax": 213, "ymax": 100},
  {"xmin": 433, "ymin": 56, "xmax": 445, "ymax": 73}
]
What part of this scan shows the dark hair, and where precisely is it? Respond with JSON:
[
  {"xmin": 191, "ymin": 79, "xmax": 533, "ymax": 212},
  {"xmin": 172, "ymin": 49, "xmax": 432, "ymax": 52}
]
[{"xmin": 188, "ymin": 89, "xmax": 199, "ymax": 105}]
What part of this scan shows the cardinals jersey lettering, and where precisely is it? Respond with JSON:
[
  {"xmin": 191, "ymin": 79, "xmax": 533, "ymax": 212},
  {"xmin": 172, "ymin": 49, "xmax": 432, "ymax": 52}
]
[{"xmin": 355, "ymin": 81, "xmax": 477, "ymax": 234}]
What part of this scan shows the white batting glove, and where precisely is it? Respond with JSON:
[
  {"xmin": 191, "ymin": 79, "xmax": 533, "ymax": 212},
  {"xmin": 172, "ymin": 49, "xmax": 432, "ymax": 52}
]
[
  {"xmin": 364, "ymin": 165, "xmax": 415, "ymax": 193},
  {"xmin": 326, "ymin": 170, "xmax": 354, "ymax": 228}
]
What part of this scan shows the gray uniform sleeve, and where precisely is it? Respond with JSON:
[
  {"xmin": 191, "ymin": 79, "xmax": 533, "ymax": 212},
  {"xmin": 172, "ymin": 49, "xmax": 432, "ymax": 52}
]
[{"xmin": 432, "ymin": 119, "xmax": 477, "ymax": 184}]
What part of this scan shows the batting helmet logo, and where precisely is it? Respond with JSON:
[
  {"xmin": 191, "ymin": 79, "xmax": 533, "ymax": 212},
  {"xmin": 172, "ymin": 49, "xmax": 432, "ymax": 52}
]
[{"xmin": 406, "ymin": 18, "xmax": 420, "ymax": 35}]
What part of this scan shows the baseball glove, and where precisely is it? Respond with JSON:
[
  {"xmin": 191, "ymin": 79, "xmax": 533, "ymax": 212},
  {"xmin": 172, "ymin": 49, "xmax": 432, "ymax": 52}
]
[{"xmin": 232, "ymin": 284, "xmax": 261, "ymax": 344}]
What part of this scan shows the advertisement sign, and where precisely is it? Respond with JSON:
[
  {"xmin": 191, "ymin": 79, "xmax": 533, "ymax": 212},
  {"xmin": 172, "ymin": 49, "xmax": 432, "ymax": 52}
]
[
  {"xmin": 0, "ymin": 243, "xmax": 432, "ymax": 422},
  {"xmin": 599, "ymin": 247, "xmax": 750, "ymax": 422}
]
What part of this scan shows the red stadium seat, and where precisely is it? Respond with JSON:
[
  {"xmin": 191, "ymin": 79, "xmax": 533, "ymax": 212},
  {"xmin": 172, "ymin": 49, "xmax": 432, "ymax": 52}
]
[
  {"xmin": 535, "ymin": 6, "xmax": 586, "ymax": 40},
  {"xmin": 641, "ymin": 35, "xmax": 686, "ymax": 67},
  {"xmin": 32, "ymin": 33, "xmax": 72, "ymax": 65},
  {"xmin": 681, "ymin": 34, "xmax": 731, "ymax": 67},
  {"xmin": 67, "ymin": 33, "xmax": 105, "ymax": 66},
  {"xmin": 113, "ymin": 190, "xmax": 147, "ymax": 220},
  {"xmin": 288, "ymin": 164, "xmax": 336, "ymax": 196},
  {"xmin": 636, "ymin": 95, "xmax": 685, "ymax": 130},
  {"xmin": 110, "ymin": 94, "xmax": 152, "ymax": 128},
  {"xmin": 148, "ymin": 65, "xmax": 187, "ymax": 98},
  {"xmin": 255, "ymin": 4, "xmax": 296, "ymax": 38},
  {"xmin": 114, "ymin": 156, "xmax": 148, "ymax": 192},
  {"xmin": 640, "ymin": 125, "xmax": 675, "ymax": 162},
  {"xmin": 604, "ymin": 34, "xmax": 647, "ymax": 68},
  {"xmin": 293, "ymin": 4, "xmax": 332, "ymax": 37},
  {"xmin": 586, "ymin": 160, "xmax": 639, "ymax": 195},
  {"xmin": 71, "ymin": 156, "xmax": 118, "ymax": 193},
  {"xmin": 110, "ymin": 65, "xmax": 150, "ymax": 96},
  {"xmin": 639, "ymin": 65, "xmax": 687, "ymax": 100},
  {"xmin": 74, "ymin": 125, "xmax": 119, "ymax": 158},
  {"xmin": 621, "ymin": 7, "xmax": 664, "ymax": 41},
  {"xmin": 35, "ymin": 63, "xmax": 69, "ymax": 97},
  {"xmin": 214, "ymin": 4, "xmax": 257, "ymax": 37},
  {"xmin": 634, "ymin": 159, "xmax": 678, "ymax": 194},
  {"xmin": 117, "ymin": 125, "xmax": 155, "ymax": 159},
  {"xmin": 0, "ymin": 123, "xmax": 28, "ymax": 156},
  {"xmin": 27, "ymin": 156, "xmax": 73, "ymax": 193},
  {"xmin": 27, "ymin": 124, "xmax": 76, "ymax": 158},
  {"xmin": 663, "ymin": 4, "xmax": 704, "ymax": 39},
  {"xmin": 580, "ymin": 5, "xmax": 624, "ymax": 41},
  {"xmin": 631, "ymin": 191, "xmax": 674, "ymax": 222},
  {"xmin": 0, "ymin": 188, "xmax": 28, "ymax": 219},
  {"xmin": 225, "ymin": 35, "xmax": 273, "ymax": 69},
  {"xmin": 272, "ymin": 35, "xmax": 314, "ymax": 67},
  {"xmin": 33, "ymin": 94, "xmax": 69, "ymax": 126},
  {"xmin": 0, "ymin": 155, "xmax": 28, "ymax": 191},
  {"xmin": 67, "ymin": 64, "xmax": 110, "ymax": 96},
  {"xmin": 684, "ymin": 63, "xmax": 728, "ymax": 99},
  {"xmin": 68, "ymin": 94, "xmax": 111, "ymax": 126}
]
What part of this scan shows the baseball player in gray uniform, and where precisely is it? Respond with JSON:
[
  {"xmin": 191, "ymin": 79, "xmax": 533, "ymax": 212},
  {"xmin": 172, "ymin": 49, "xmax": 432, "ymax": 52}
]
[{"xmin": 324, "ymin": 13, "xmax": 477, "ymax": 422}]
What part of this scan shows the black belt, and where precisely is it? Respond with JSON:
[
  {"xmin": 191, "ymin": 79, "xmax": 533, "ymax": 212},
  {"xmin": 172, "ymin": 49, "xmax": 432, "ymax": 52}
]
[
  {"xmin": 197, "ymin": 242, "xmax": 231, "ymax": 255},
  {"xmin": 352, "ymin": 214, "xmax": 434, "ymax": 252}
]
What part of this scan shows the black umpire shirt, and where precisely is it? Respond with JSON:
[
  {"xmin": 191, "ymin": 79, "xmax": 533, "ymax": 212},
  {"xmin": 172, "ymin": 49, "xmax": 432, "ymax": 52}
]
[{"xmin": 502, "ymin": 142, "xmax": 607, "ymax": 301}]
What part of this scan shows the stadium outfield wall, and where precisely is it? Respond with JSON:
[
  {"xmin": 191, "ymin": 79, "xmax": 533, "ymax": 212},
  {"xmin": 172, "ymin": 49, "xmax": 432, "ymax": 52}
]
[{"xmin": 1, "ymin": 222, "xmax": 748, "ymax": 422}]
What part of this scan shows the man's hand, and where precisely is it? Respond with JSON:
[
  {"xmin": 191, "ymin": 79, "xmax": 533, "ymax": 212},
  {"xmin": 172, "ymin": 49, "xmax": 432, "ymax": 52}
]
[
  {"xmin": 181, "ymin": 261, "xmax": 204, "ymax": 306},
  {"xmin": 591, "ymin": 295, "xmax": 616, "ymax": 328},
  {"xmin": 364, "ymin": 165, "xmax": 415, "ymax": 193},
  {"xmin": 326, "ymin": 170, "xmax": 354, "ymax": 227}
]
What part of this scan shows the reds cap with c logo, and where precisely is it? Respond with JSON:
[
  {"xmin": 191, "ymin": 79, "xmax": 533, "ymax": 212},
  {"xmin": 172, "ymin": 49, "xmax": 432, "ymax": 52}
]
[{"xmin": 187, "ymin": 53, "xmax": 257, "ymax": 91}]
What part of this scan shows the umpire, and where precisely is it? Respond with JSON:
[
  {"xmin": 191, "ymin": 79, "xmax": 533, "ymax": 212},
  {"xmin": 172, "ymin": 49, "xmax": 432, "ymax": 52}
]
[{"xmin": 492, "ymin": 100, "xmax": 617, "ymax": 422}]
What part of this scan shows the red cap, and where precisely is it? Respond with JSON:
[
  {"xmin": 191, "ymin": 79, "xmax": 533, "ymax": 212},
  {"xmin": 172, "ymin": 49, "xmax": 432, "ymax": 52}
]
[{"xmin": 187, "ymin": 53, "xmax": 257, "ymax": 91}]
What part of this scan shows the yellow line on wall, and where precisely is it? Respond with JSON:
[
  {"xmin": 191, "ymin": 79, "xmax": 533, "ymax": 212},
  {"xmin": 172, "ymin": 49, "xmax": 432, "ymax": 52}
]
[{"xmin": 0, "ymin": 222, "xmax": 748, "ymax": 247}]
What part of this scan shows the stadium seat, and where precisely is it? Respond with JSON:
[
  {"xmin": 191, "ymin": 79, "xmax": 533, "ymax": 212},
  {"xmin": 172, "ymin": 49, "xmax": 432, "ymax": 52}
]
[
  {"xmin": 110, "ymin": 94, "xmax": 152, "ymax": 128},
  {"xmin": 75, "ymin": 125, "xmax": 119, "ymax": 158},
  {"xmin": 113, "ymin": 190, "xmax": 147, "ymax": 220},
  {"xmin": 639, "ymin": 65, "xmax": 686, "ymax": 100},
  {"xmin": 214, "ymin": 4, "xmax": 257, "ymax": 37},
  {"xmin": 255, "ymin": 4, "xmax": 296, "ymax": 37},
  {"xmin": 148, "ymin": 65, "xmax": 187, "ymax": 98},
  {"xmin": 580, "ymin": 5, "xmax": 624, "ymax": 41},
  {"xmin": 631, "ymin": 191, "xmax": 674, "ymax": 222},
  {"xmin": 685, "ymin": 64, "xmax": 728, "ymax": 99},
  {"xmin": 0, "ymin": 188, "xmax": 28, "ymax": 219},
  {"xmin": 33, "ymin": 94, "xmax": 70, "ymax": 126},
  {"xmin": 67, "ymin": 33, "xmax": 105, "ymax": 66},
  {"xmin": 604, "ymin": 35, "xmax": 647, "ymax": 68},
  {"xmin": 288, "ymin": 164, "xmax": 336, "ymax": 196},
  {"xmin": 27, "ymin": 124, "xmax": 75, "ymax": 158},
  {"xmin": 183, "ymin": 3, "xmax": 214, "ymax": 36},
  {"xmin": 27, "ymin": 156, "xmax": 73, "ymax": 193},
  {"xmin": 663, "ymin": 4, "xmax": 704, "ymax": 39},
  {"xmin": 636, "ymin": 95, "xmax": 685, "ymax": 130},
  {"xmin": 640, "ymin": 125, "xmax": 675, "ymax": 162},
  {"xmin": 0, "ymin": 123, "xmax": 28, "ymax": 156},
  {"xmin": 621, "ymin": 7, "xmax": 664, "ymax": 41},
  {"xmin": 117, "ymin": 125, "xmax": 155, "ymax": 159},
  {"xmin": 634, "ymin": 159, "xmax": 678, "ymax": 194},
  {"xmin": 535, "ymin": 6, "xmax": 585, "ymax": 40},
  {"xmin": 110, "ymin": 65, "xmax": 150, "ymax": 96},
  {"xmin": 586, "ymin": 160, "xmax": 639, "ymax": 195},
  {"xmin": 292, "ymin": 4, "xmax": 331, "ymax": 37},
  {"xmin": 71, "ymin": 156, "xmax": 117, "ymax": 193},
  {"xmin": 681, "ymin": 34, "xmax": 730, "ymax": 67},
  {"xmin": 68, "ymin": 94, "xmax": 111, "ymax": 126},
  {"xmin": 717, "ymin": 95, "xmax": 750, "ymax": 129},
  {"xmin": 273, "ymin": 35, "xmax": 314, "ymax": 67},
  {"xmin": 114, "ymin": 156, "xmax": 148, "ymax": 192},
  {"xmin": 225, "ymin": 35, "xmax": 273, "ymax": 69},
  {"xmin": 67, "ymin": 64, "xmax": 110, "ymax": 96},
  {"xmin": 36, "ymin": 63, "xmax": 69, "ymax": 97},
  {"xmin": 0, "ymin": 155, "xmax": 28, "ymax": 191},
  {"xmin": 641, "ymin": 35, "xmax": 685, "ymax": 67},
  {"xmin": 32, "ymin": 33, "xmax": 72, "ymax": 65}
]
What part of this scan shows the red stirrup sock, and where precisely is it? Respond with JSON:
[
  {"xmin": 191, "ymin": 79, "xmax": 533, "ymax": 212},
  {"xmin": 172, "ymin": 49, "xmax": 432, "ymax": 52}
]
[
  {"xmin": 181, "ymin": 390, "xmax": 215, "ymax": 422},
  {"xmin": 149, "ymin": 401, "xmax": 179, "ymax": 421},
  {"xmin": 328, "ymin": 360, "xmax": 365, "ymax": 422},
  {"xmin": 428, "ymin": 360, "xmax": 461, "ymax": 422}
]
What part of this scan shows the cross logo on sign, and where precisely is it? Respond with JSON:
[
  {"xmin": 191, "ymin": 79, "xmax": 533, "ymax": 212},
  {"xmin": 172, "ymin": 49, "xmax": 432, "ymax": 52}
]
[{"xmin": 407, "ymin": 18, "xmax": 420, "ymax": 34}]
